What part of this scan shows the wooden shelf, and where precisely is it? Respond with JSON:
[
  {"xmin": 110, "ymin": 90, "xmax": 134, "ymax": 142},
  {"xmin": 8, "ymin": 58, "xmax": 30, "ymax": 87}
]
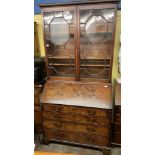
[
  {"xmin": 85, "ymin": 31, "xmax": 112, "ymax": 34},
  {"xmin": 81, "ymin": 56, "xmax": 111, "ymax": 59},
  {"xmin": 49, "ymin": 63, "xmax": 73, "ymax": 66},
  {"xmin": 48, "ymin": 56, "xmax": 75, "ymax": 59},
  {"xmin": 48, "ymin": 55, "xmax": 111, "ymax": 60},
  {"xmin": 48, "ymin": 63, "xmax": 110, "ymax": 67},
  {"xmin": 81, "ymin": 64, "xmax": 110, "ymax": 67}
]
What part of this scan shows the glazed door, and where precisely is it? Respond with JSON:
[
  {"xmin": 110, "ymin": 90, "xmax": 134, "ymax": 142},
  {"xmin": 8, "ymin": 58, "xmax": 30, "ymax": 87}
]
[
  {"xmin": 42, "ymin": 6, "xmax": 77, "ymax": 78},
  {"xmin": 78, "ymin": 4, "xmax": 117, "ymax": 81}
]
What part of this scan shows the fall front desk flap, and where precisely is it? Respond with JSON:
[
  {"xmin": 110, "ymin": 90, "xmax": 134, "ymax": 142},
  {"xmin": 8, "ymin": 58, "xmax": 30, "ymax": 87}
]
[{"xmin": 41, "ymin": 80, "xmax": 112, "ymax": 109}]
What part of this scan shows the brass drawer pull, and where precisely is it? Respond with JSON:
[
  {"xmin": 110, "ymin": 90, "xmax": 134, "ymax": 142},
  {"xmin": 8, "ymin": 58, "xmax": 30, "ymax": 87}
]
[
  {"xmin": 88, "ymin": 111, "xmax": 96, "ymax": 115},
  {"xmin": 55, "ymin": 108, "xmax": 62, "ymax": 112},
  {"xmin": 87, "ymin": 117, "xmax": 97, "ymax": 122},
  {"xmin": 55, "ymin": 123, "xmax": 62, "ymax": 128}
]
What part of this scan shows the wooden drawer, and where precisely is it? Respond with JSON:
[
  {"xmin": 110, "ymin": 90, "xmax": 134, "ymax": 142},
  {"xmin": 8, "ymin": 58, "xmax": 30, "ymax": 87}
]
[
  {"xmin": 43, "ymin": 120, "xmax": 110, "ymax": 136},
  {"xmin": 44, "ymin": 128, "xmax": 110, "ymax": 147},
  {"xmin": 113, "ymin": 122, "xmax": 121, "ymax": 133},
  {"xmin": 43, "ymin": 104, "xmax": 111, "ymax": 118},
  {"xmin": 42, "ymin": 111, "xmax": 111, "ymax": 126},
  {"xmin": 114, "ymin": 106, "xmax": 121, "ymax": 115}
]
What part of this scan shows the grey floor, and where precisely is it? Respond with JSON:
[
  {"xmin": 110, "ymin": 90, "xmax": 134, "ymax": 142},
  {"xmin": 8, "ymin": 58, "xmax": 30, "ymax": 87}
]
[{"xmin": 34, "ymin": 135, "xmax": 121, "ymax": 155}]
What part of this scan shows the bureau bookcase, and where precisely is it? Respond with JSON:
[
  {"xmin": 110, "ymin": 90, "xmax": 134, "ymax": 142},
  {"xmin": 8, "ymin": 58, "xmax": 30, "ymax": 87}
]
[{"xmin": 40, "ymin": 0, "xmax": 118, "ymax": 154}]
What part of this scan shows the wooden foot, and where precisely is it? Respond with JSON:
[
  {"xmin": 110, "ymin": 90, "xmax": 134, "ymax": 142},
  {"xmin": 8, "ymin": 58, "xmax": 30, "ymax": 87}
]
[
  {"xmin": 102, "ymin": 148, "xmax": 111, "ymax": 155},
  {"xmin": 42, "ymin": 138, "xmax": 50, "ymax": 145}
]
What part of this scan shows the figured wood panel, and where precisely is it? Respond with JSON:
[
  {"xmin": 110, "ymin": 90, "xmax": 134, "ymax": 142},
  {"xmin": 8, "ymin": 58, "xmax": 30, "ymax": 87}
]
[
  {"xmin": 43, "ymin": 103, "xmax": 111, "ymax": 117},
  {"xmin": 42, "ymin": 111, "xmax": 111, "ymax": 126},
  {"xmin": 44, "ymin": 128, "xmax": 110, "ymax": 147},
  {"xmin": 43, "ymin": 120, "xmax": 110, "ymax": 136},
  {"xmin": 41, "ymin": 80, "xmax": 112, "ymax": 109}
]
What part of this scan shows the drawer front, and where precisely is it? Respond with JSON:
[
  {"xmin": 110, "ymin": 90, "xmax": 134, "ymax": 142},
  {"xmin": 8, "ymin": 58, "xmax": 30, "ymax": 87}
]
[
  {"xmin": 43, "ymin": 120, "xmax": 110, "ymax": 136},
  {"xmin": 42, "ymin": 111, "xmax": 111, "ymax": 126},
  {"xmin": 43, "ymin": 104, "xmax": 111, "ymax": 118},
  {"xmin": 114, "ymin": 106, "xmax": 121, "ymax": 115},
  {"xmin": 114, "ymin": 114, "xmax": 121, "ymax": 123},
  {"xmin": 113, "ymin": 122, "xmax": 121, "ymax": 133},
  {"xmin": 44, "ymin": 128, "xmax": 110, "ymax": 147},
  {"xmin": 113, "ymin": 132, "xmax": 121, "ymax": 144}
]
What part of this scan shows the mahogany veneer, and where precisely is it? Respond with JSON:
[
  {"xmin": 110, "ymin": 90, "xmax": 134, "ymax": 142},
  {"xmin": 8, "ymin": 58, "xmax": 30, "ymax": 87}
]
[{"xmin": 39, "ymin": 1, "xmax": 118, "ymax": 154}]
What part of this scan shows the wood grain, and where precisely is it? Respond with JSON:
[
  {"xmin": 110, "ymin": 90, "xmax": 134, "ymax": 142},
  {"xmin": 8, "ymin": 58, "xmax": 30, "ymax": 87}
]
[
  {"xmin": 41, "ymin": 80, "xmax": 112, "ymax": 109},
  {"xmin": 43, "ymin": 120, "xmax": 110, "ymax": 136},
  {"xmin": 44, "ymin": 128, "xmax": 110, "ymax": 147},
  {"xmin": 43, "ymin": 103, "xmax": 111, "ymax": 117},
  {"xmin": 42, "ymin": 111, "xmax": 111, "ymax": 126}
]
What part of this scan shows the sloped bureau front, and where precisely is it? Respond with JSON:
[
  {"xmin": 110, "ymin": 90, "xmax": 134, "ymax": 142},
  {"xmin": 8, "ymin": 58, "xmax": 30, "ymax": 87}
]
[{"xmin": 41, "ymin": 81, "xmax": 112, "ymax": 147}]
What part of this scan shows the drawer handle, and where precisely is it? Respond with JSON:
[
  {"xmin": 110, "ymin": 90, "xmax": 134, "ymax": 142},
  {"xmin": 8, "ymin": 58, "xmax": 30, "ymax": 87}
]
[
  {"xmin": 87, "ymin": 117, "xmax": 97, "ymax": 122},
  {"xmin": 46, "ymin": 114, "xmax": 58, "ymax": 119},
  {"xmin": 53, "ymin": 114, "xmax": 58, "ymax": 117},
  {"xmin": 55, "ymin": 123, "xmax": 62, "ymax": 128},
  {"xmin": 88, "ymin": 111, "xmax": 96, "ymax": 115},
  {"xmin": 55, "ymin": 108, "xmax": 62, "ymax": 112}
]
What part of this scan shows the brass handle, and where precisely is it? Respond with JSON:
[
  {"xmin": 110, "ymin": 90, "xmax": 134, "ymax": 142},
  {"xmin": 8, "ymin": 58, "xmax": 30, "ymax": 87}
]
[
  {"xmin": 87, "ymin": 117, "xmax": 97, "ymax": 122},
  {"xmin": 55, "ymin": 123, "xmax": 62, "ymax": 128},
  {"xmin": 53, "ymin": 114, "xmax": 58, "ymax": 118},
  {"xmin": 88, "ymin": 111, "xmax": 96, "ymax": 115},
  {"xmin": 55, "ymin": 108, "xmax": 62, "ymax": 112}
]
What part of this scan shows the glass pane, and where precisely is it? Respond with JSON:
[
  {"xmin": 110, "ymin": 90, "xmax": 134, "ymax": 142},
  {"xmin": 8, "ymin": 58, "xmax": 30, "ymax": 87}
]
[
  {"xmin": 63, "ymin": 11, "xmax": 73, "ymax": 23},
  {"xmin": 102, "ymin": 9, "xmax": 115, "ymax": 22},
  {"xmin": 85, "ymin": 16, "xmax": 107, "ymax": 43},
  {"xmin": 43, "ymin": 13, "xmax": 54, "ymax": 24},
  {"xmin": 80, "ymin": 9, "xmax": 115, "ymax": 79},
  {"xmin": 44, "ymin": 10, "xmax": 75, "ymax": 77},
  {"xmin": 50, "ymin": 17, "xmax": 70, "ymax": 45}
]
